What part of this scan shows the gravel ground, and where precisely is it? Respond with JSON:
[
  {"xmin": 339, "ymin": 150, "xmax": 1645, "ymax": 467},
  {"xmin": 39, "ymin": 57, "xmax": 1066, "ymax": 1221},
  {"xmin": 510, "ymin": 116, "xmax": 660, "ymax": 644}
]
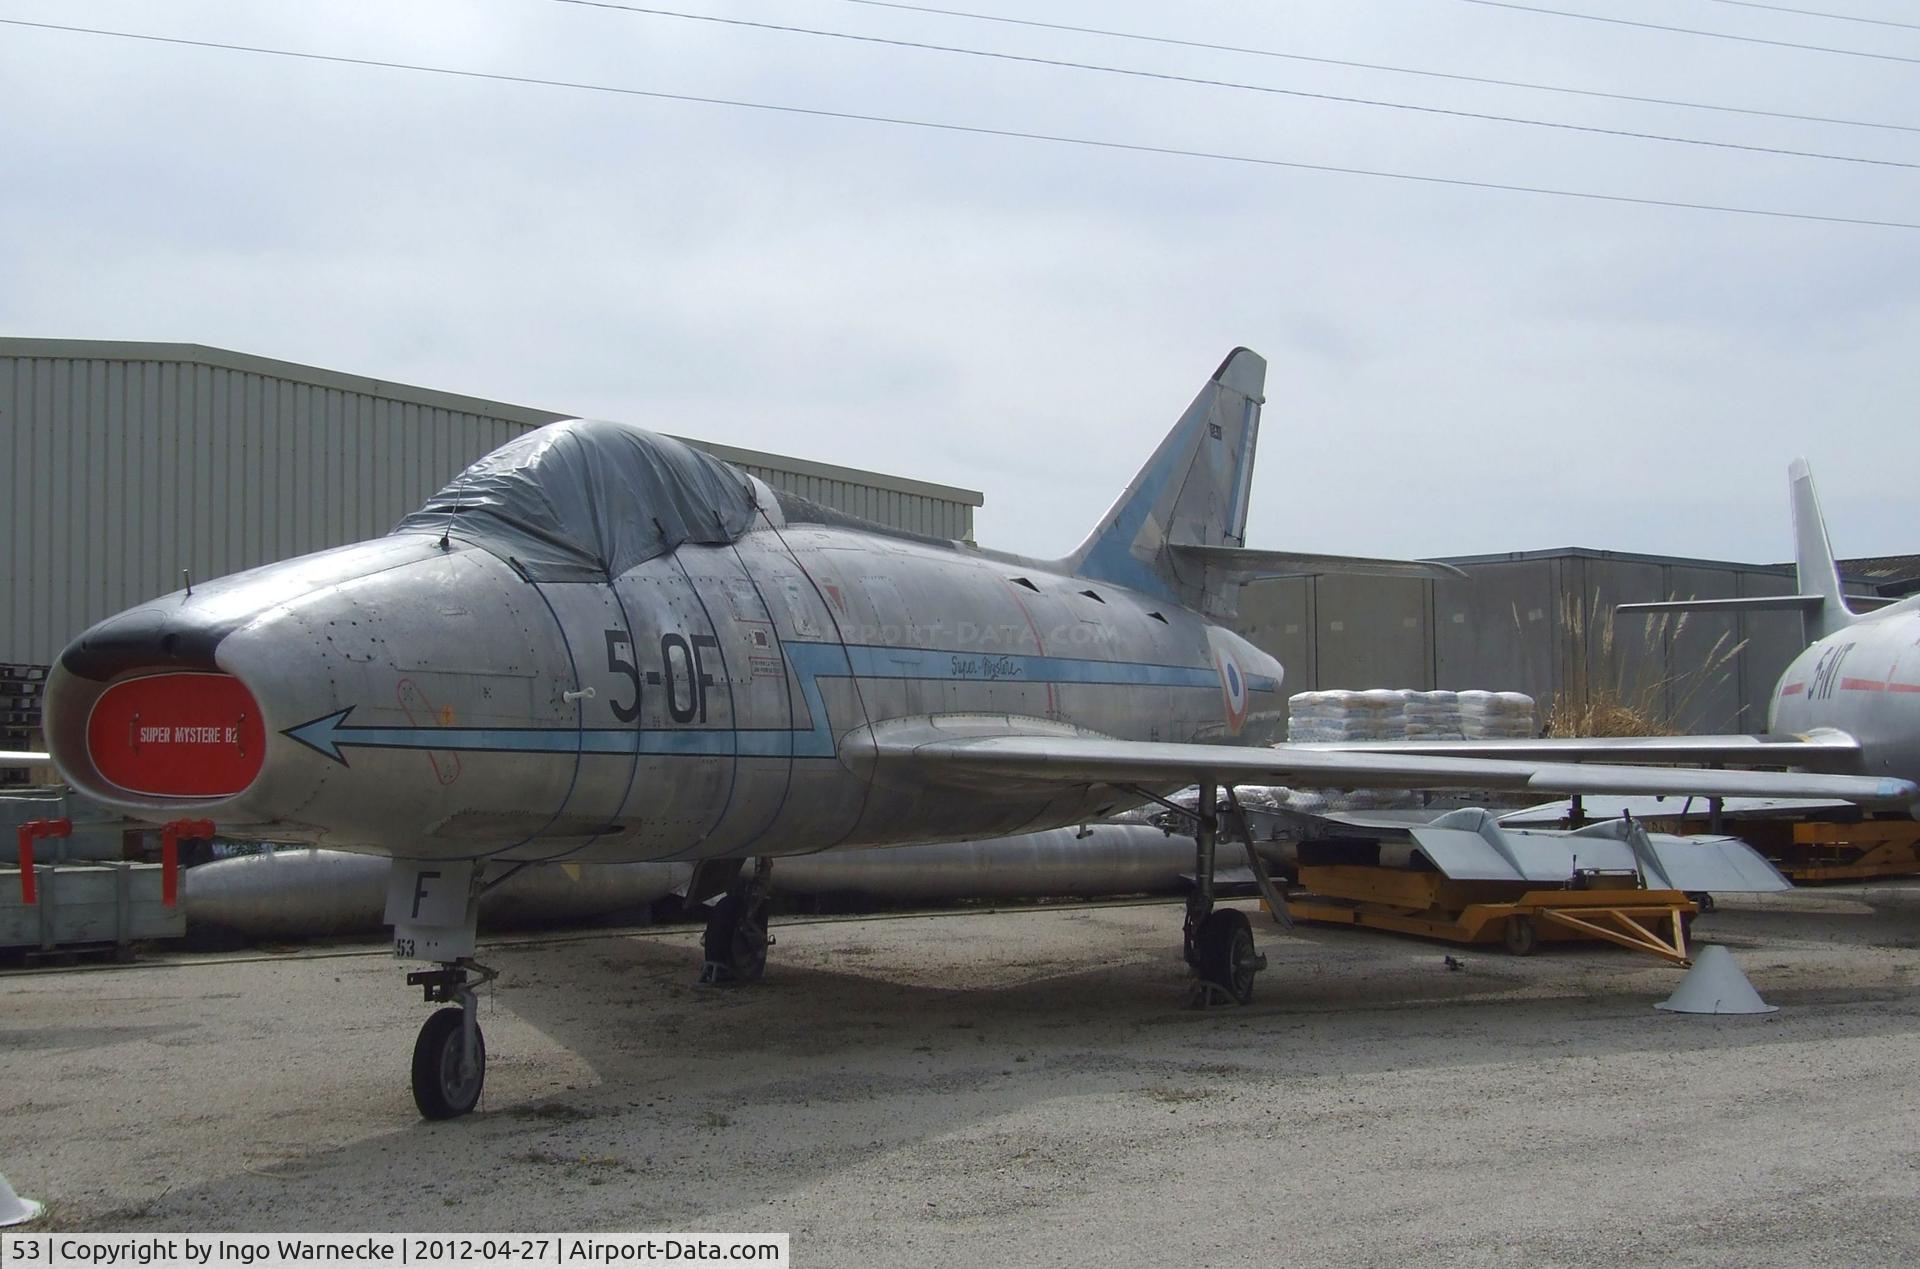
[{"xmin": 4, "ymin": 883, "xmax": 1919, "ymax": 1266}]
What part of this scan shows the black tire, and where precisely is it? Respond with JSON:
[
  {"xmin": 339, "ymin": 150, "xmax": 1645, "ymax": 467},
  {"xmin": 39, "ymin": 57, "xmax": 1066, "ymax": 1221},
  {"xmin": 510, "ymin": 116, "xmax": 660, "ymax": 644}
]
[
  {"xmin": 411, "ymin": 1006, "xmax": 485, "ymax": 1120},
  {"xmin": 703, "ymin": 892, "xmax": 769, "ymax": 983},
  {"xmin": 1503, "ymin": 914, "xmax": 1539, "ymax": 957},
  {"xmin": 1198, "ymin": 908, "xmax": 1258, "ymax": 1005}
]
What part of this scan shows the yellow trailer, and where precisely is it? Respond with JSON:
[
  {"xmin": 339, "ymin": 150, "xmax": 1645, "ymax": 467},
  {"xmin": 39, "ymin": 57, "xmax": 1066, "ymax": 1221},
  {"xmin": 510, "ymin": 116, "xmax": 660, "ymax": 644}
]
[
  {"xmin": 1628, "ymin": 815, "xmax": 1920, "ymax": 885},
  {"xmin": 1776, "ymin": 819, "xmax": 1920, "ymax": 883},
  {"xmin": 1284, "ymin": 863, "xmax": 1698, "ymax": 965}
]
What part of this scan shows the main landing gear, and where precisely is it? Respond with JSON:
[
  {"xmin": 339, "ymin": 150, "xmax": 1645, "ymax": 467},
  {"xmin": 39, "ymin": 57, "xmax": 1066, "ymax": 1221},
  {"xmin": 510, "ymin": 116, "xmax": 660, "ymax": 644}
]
[
  {"xmin": 701, "ymin": 857, "xmax": 775, "ymax": 985},
  {"xmin": 1133, "ymin": 782, "xmax": 1287, "ymax": 1007}
]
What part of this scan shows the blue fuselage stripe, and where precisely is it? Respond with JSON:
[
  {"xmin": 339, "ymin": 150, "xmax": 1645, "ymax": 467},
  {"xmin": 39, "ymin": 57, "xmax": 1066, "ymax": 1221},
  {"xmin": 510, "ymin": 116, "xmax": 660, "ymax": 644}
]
[{"xmin": 314, "ymin": 642, "xmax": 1277, "ymax": 759}]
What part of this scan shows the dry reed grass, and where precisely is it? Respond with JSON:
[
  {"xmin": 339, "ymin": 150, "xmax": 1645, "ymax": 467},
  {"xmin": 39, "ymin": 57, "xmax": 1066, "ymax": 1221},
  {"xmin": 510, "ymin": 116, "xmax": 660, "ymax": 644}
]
[{"xmin": 1543, "ymin": 590, "xmax": 1746, "ymax": 738}]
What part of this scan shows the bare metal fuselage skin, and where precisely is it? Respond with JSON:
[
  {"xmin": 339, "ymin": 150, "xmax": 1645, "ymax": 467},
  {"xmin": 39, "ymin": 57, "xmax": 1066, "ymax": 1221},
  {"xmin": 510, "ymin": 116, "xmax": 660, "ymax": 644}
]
[
  {"xmin": 45, "ymin": 508, "xmax": 1284, "ymax": 863},
  {"xmin": 1771, "ymin": 595, "xmax": 1920, "ymax": 785}
]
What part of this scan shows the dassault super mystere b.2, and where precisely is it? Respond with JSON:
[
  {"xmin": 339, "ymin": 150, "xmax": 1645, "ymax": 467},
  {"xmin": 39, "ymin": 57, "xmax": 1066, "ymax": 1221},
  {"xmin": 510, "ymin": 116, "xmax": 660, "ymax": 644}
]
[{"xmin": 45, "ymin": 350, "xmax": 1916, "ymax": 1118}]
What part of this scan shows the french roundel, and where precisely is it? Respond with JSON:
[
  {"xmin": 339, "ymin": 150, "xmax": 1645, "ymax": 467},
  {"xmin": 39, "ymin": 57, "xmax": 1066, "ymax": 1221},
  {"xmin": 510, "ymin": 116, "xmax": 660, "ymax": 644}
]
[{"xmin": 1216, "ymin": 647, "xmax": 1249, "ymax": 735}]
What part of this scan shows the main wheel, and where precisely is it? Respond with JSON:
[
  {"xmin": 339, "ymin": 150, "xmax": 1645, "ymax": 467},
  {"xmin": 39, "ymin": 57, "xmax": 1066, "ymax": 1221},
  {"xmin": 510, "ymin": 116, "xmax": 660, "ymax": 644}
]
[
  {"xmin": 1503, "ymin": 914, "xmax": 1539, "ymax": 956},
  {"xmin": 1197, "ymin": 908, "xmax": 1258, "ymax": 1005},
  {"xmin": 411, "ymin": 1006, "xmax": 486, "ymax": 1120},
  {"xmin": 703, "ymin": 892, "xmax": 769, "ymax": 983}
]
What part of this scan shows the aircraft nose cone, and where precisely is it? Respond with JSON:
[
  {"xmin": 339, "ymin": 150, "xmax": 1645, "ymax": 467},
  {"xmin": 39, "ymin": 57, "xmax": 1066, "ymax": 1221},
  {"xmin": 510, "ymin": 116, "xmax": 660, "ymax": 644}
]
[{"xmin": 46, "ymin": 600, "xmax": 264, "ymax": 805}]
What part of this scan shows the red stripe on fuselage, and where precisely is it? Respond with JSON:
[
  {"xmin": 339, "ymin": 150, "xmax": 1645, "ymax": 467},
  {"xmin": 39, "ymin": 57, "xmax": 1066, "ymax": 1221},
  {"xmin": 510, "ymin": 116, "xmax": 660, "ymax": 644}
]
[
  {"xmin": 1841, "ymin": 678, "xmax": 1888, "ymax": 692},
  {"xmin": 1780, "ymin": 682, "xmax": 1805, "ymax": 696}
]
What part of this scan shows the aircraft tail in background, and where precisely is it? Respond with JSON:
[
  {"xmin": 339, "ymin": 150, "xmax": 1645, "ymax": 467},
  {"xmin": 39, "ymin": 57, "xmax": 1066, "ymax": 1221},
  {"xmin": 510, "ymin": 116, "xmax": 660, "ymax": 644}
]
[
  {"xmin": 1617, "ymin": 458, "xmax": 1863, "ymax": 645},
  {"xmin": 1062, "ymin": 349, "xmax": 1459, "ymax": 617},
  {"xmin": 1788, "ymin": 458, "xmax": 1858, "ymax": 642}
]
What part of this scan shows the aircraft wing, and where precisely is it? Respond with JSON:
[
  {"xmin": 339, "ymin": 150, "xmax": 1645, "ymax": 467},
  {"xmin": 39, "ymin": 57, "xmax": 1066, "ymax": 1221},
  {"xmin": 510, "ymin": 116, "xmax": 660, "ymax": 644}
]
[
  {"xmin": 1285, "ymin": 728, "xmax": 1863, "ymax": 769},
  {"xmin": 852, "ymin": 726, "xmax": 1915, "ymax": 807},
  {"xmin": 0, "ymin": 750, "xmax": 49, "ymax": 766}
]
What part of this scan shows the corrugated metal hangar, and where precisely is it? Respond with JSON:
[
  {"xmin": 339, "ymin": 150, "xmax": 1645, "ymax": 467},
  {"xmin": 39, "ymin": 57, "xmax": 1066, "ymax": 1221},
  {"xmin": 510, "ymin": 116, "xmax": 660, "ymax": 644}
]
[
  {"xmin": 0, "ymin": 337, "xmax": 983, "ymax": 773},
  {"xmin": 1, "ymin": 337, "xmax": 983, "ymax": 669}
]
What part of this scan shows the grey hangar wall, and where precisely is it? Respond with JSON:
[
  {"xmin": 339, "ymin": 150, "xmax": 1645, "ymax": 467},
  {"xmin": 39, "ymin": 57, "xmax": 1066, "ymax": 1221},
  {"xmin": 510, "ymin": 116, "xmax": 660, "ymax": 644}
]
[
  {"xmin": 1233, "ymin": 550, "xmax": 1887, "ymax": 734},
  {"xmin": 1, "ymin": 338, "xmax": 983, "ymax": 669}
]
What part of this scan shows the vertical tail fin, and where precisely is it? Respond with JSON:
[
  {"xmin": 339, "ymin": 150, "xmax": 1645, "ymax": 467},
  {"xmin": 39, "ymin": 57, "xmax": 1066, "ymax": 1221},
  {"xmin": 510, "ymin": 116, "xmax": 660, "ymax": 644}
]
[
  {"xmin": 1063, "ymin": 348, "xmax": 1266, "ymax": 607},
  {"xmin": 1789, "ymin": 458, "xmax": 1856, "ymax": 642}
]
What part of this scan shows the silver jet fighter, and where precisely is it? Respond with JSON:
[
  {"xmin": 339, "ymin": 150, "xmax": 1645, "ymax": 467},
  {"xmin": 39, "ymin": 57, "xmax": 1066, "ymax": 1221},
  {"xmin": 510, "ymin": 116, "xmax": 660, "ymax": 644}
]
[{"xmin": 43, "ymin": 351, "xmax": 1916, "ymax": 1117}]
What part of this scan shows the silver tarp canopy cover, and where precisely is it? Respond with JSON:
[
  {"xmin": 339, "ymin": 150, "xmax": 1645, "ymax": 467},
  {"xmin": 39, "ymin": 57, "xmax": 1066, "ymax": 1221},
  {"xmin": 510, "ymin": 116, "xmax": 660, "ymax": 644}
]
[{"xmin": 395, "ymin": 419, "xmax": 759, "ymax": 580}]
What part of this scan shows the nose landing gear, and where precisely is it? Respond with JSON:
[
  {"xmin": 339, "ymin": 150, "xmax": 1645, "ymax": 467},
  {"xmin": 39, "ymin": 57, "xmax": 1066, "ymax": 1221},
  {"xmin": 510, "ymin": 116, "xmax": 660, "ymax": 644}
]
[
  {"xmin": 388, "ymin": 859, "xmax": 497, "ymax": 1120},
  {"xmin": 407, "ymin": 961, "xmax": 497, "ymax": 1119}
]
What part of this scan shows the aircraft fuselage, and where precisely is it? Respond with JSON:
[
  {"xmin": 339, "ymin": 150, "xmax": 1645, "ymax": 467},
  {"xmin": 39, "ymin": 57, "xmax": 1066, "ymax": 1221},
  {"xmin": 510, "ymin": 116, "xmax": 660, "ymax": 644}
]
[
  {"xmin": 46, "ymin": 516, "xmax": 1285, "ymax": 863},
  {"xmin": 1771, "ymin": 596, "xmax": 1920, "ymax": 784}
]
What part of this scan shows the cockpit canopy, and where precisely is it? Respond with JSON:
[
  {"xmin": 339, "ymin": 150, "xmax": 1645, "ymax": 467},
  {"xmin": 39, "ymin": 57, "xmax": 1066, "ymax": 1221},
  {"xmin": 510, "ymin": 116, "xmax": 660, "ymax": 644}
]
[{"xmin": 395, "ymin": 419, "xmax": 760, "ymax": 580}]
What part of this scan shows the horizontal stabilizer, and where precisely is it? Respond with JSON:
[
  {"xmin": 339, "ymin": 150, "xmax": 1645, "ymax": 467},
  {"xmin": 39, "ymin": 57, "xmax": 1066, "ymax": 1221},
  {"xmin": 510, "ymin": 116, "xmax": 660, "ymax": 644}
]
[
  {"xmin": 1169, "ymin": 545, "xmax": 1467, "ymax": 582},
  {"xmin": 1617, "ymin": 595, "xmax": 1823, "ymax": 614},
  {"xmin": 1617, "ymin": 595, "xmax": 1894, "ymax": 615}
]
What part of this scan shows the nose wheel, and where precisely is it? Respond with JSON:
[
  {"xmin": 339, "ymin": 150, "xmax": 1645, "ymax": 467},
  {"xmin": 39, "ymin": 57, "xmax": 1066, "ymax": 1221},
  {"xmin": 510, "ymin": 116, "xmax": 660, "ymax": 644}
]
[
  {"xmin": 412, "ymin": 1005, "xmax": 486, "ymax": 1119},
  {"xmin": 406, "ymin": 961, "xmax": 496, "ymax": 1119}
]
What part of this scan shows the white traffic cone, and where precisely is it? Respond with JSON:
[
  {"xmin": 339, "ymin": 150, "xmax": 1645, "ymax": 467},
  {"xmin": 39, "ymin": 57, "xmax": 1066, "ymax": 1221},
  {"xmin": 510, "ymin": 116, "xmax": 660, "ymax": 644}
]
[
  {"xmin": 1655, "ymin": 945, "xmax": 1778, "ymax": 1016},
  {"xmin": 0, "ymin": 1171, "xmax": 43, "ymax": 1227}
]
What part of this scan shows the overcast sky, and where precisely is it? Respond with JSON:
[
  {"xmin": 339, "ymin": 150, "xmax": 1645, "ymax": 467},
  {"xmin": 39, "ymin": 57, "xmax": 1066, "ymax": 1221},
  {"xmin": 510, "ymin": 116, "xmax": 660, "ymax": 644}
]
[{"xmin": 3, "ymin": 0, "xmax": 1915, "ymax": 565}]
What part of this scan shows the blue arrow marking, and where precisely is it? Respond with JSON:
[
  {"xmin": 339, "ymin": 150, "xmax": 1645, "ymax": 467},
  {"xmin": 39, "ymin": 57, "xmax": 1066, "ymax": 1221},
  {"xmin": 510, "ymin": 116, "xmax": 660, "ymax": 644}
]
[
  {"xmin": 281, "ymin": 641, "xmax": 1280, "ymax": 766},
  {"xmin": 284, "ymin": 708, "xmax": 356, "ymax": 764}
]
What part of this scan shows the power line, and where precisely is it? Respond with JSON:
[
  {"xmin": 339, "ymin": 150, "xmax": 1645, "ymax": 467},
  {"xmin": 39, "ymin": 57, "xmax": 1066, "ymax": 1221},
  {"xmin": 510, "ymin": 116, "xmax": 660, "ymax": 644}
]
[
  {"xmin": 1454, "ymin": 0, "xmax": 1920, "ymax": 64},
  {"xmin": 1702, "ymin": 0, "xmax": 1920, "ymax": 32},
  {"xmin": 3, "ymin": 17, "xmax": 1915, "ymax": 231},
  {"xmin": 806, "ymin": 0, "xmax": 1920, "ymax": 135},
  {"xmin": 543, "ymin": 0, "xmax": 1918, "ymax": 169}
]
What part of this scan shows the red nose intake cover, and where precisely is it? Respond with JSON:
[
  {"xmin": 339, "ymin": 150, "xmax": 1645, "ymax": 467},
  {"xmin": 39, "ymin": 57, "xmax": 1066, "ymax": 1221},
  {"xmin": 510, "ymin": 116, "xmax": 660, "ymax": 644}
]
[{"xmin": 87, "ymin": 672, "xmax": 266, "ymax": 798}]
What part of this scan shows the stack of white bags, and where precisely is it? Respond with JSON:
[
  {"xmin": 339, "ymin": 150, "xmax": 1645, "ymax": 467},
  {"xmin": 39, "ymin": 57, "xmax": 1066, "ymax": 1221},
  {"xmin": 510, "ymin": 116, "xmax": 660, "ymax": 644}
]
[
  {"xmin": 1286, "ymin": 688, "xmax": 1535, "ymax": 745},
  {"xmin": 1280, "ymin": 687, "xmax": 1536, "ymax": 813},
  {"xmin": 1284, "ymin": 689, "xmax": 1408, "ymax": 742},
  {"xmin": 1403, "ymin": 690, "xmax": 1465, "ymax": 741},
  {"xmin": 1456, "ymin": 690, "xmax": 1536, "ymax": 740}
]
